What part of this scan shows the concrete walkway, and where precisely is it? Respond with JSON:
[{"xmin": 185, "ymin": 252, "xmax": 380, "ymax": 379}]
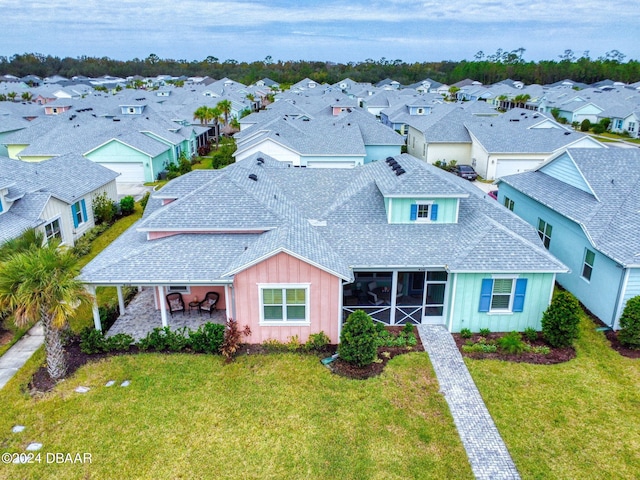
[
  {"xmin": 417, "ymin": 325, "xmax": 520, "ymax": 480},
  {"xmin": 0, "ymin": 323, "xmax": 44, "ymax": 390}
]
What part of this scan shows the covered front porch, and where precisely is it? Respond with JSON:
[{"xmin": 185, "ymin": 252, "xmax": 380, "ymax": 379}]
[{"xmin": 106, "ymin": 288, "xmax": 227, "ymax": 341}]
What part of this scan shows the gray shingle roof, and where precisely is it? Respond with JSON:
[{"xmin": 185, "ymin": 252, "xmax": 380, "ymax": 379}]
[
  {"xmin": 499, "ymin": 148, "xmax": 640, "ymax": 266},
  {"xmin": 81, "ymin": 152, "xmax": 566, "ymax": 285}
]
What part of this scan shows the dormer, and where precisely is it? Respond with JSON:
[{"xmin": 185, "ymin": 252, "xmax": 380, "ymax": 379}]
[
  {"xmin": 44, "ymin": 103, "xmax": 71, "ymax": 115},
  {"xmin": 0, "ymin": 181, "xmax": 17, "ymax": 215},
  {"xmin": 377, "ymin": 156, "xmax": 469, "ymax": 225},
  {"xmin": 408, "ymin": 104, "xmax": 431, "ymax": 116},
  {"xmin": 120, "ymin": 103, "xmax": 146, "ymax": 115}
]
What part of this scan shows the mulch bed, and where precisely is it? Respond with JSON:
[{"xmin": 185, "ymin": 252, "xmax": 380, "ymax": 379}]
[
  {"xmin": 586, "ymin": 314, "xmax": 640, "ymax": 359},
  {"xmin": 453, "ymin": 332, "xmax": 576, "ymax": 365}
]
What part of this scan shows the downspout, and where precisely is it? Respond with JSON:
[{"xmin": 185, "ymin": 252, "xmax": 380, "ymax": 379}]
[{"xmin": 612, "ymin": 267, "xmax": 630, "ymax": 330}]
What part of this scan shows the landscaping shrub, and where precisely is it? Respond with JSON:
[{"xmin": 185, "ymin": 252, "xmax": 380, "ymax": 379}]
[
  {"xmin": 286, "ymin": 335, "xmax": 302, "ymax": 352},
  {"xmin": 479, "ymin": 328, "xmax": 491, "ymax": 337},
  {"xmin": 93, "ymin": 192, "xmax": 117, "ymax": 225},
  {"xmin": 618, "ymin": 295, "xmax": 640, "ymax": 349},
  {"xmin": 338, "ymin": 310, "xmax": 377, "ymax": 367},
  {"xmin": 580, "ymin": 119, "xmax": 591, "ymax": 132},
  {"xmin": 262, "ymin": 338, "xmax": 288, "ymax": 353},
  {"xmin": 591, "ymin": 124, "xmax": 605, "ymax": 134},
  {"xmin": 541, "ymin": 291, "xmax": 581, "ymax": 348},
  {"xmin": 305, "ymin": 331, "xmax": 331, "ymax": 352},
  {"xmin": 188, "ymin": 322, "xmax": 225, "ymax": 354},
  {"xmin": 460, "ymin": 328, "xmax": 472, "ymax": 339},
  {"xmin": 140, "ymin": 191, "xmax": 150, "ymax": 211},
  {"xmin": 138, "ymin": 326, "xmax": 189, "ymax": 352},
  {"xmin": 79, "ymin": 327, "xmax": 133, "ymax": 354},
  {"xmin": 524, "ymin": 327, "xmax": 538, "ymax": 342},
  {"xmin": 221, "ymin": 319, "xmax": 251, "ymax": 362},
  {"xmin": 106, "ymin": 333, "xmax": 135, "ymax": 351},
  {"xmin": 498, "ymin": 331, "xmax": 526, "ymax": 354},
  {"xmin": 119, "ymin": 195, "xmax": 135, "ymax": 216}
]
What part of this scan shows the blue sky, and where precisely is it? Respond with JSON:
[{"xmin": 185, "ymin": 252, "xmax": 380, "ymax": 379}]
[{"xmin": 2, "ymin": 0, "xmax": 638, "ymax": 63}]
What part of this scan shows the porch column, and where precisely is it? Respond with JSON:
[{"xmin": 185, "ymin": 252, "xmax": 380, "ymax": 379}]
[
  {"xmin": 87, "ymin": 286, "xmax": 101, "ymax": 331},
  {"xmin": 390, "ymin": 271, "xmax": 398, "ymax": 325},
  {"xmin": 158, "ymin": 285, "xmax": 168, "ymax": 327},
  {"xmin": 224, "ymin": 285, "xmax": 232, "ymax": 322},
  {"xmin": 116, "ymin": 285, "xmax": 126, "ymax": 316}
]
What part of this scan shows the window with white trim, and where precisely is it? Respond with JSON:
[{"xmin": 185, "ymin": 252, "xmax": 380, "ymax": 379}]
[
  {"xmin": 44, "ymin": 218, "xmax": 62, "ymax": 243},
  {"xmin": 478, "ymin": 277, "xmax": 527, "ymax": 313},
  {"xmin": 582, "ymin": 249, "xmax": 595, "ymax": 281},
  {"xmin": 410, "ymin": 202, "xmax": 438, "ymax": 222},
  {"xmin": 537, "ymin": 218, "xmax": 552, "ymax": 249},
  {"xmin": 628, "ymin": 121, "xmax": 636, "ymax": 133},
  {"xmin": 260, "ymin": 285, "xmax": 309, "ymax": 324},
  {"xmin": 71, "ymin": 200, "xmax": 87, "ymax": 227}
]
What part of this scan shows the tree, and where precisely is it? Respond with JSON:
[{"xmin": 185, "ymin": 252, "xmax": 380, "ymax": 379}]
[
  {"xmin": 217, "ymin": 99, "xmax": 232, "ymax": 127},
  {"xmin": 447, "ymin": 86, "xmax": 460, "ymax": 101},
  {"xmin": 541, "ymin": 290, "xmax": 581, "ymax": 348},
  {"xmin": 338, "ymin": 310, "xmax": 377, "ymax": 367},
  {"xmin": 0, "ymin": 235, "xmax": 92, "ymax": 380},
  {"xmin": 580, "ymin": 119, "xmax": 591, "ymax": 132},
  {"xmin": 618, "ymin": 296, "xmax": 640, "ymax": 349},
  {"xmin": 21, "ymin": 91, "xmax": 32, "ymax": 101}
]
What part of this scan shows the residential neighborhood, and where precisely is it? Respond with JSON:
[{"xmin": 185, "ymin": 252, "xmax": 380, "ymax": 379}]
[{"xmin": 1, "ymin": 69, "xmax": 639, "ymax": 480}]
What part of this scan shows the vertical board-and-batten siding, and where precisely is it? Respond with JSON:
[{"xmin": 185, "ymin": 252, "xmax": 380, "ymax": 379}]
[
  {"xmin": 449, "ymin": 272, "xmax": 554, "ymax": 332},
  {"xmin": 539, "ymin": 153, "xmax": 592, "ymax": 193},
  {"xmin": 233, "ymin": 252, "xmax": 341, "ymax": 344}
]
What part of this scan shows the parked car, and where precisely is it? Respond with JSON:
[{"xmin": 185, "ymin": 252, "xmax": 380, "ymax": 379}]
[
  {"xmin": 488, "ymin": 190, "xmax": 498, "ymax": 200},
  {"xmin": 451, "ymin": 164, "xmax": 478, "ymax": 181}
]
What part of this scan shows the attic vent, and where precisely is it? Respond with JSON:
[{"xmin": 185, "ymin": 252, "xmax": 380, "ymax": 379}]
[
  {"xmin": 395, "ymin": 168, "xmax": 406, "ymax": 176},
  {"xmin": 248, "ymin": 174, "xmax": 258, "ymax": 181}
]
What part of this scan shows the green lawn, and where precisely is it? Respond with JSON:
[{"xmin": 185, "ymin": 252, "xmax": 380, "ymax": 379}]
[
  {"xmin": 0, "ymin": 352, "xmax": 472, "ymax": 480},
  {"xmin": 467, "ymin": 314, "xmax": 640, "ymax": 479}
]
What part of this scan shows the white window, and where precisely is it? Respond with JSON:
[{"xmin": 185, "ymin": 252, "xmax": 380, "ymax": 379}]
[
  {"xmin": 259, "ymin": 284, "xmax": 309, "ymax": 325},
  {"xmin": 491, "ymin": 279, "xmax": 514, "ymax": 311},
  {"xmin": 417, "ymin": 203, "xmax": 431, "ymax": 221},
  {"xmin": 479, "ymin": 277, "xmax": 527, "ymax": 313},
  {"xmin": 628, "ymin": 121, "xmax": 636, "ymax": 133},
  {"xmin": 44, "ymin": 218, "xmax": 62, "ymax": 243},
  {"xmin": 582, "ymin": 249, "xmax": 595, "ymax": 281}
]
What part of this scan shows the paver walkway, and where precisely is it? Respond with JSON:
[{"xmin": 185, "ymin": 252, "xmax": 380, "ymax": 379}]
[
  {"xmin": 417, "ymin": 325, "xmax": 520, "ymax": 480},
  {"xmin": 0, "ymin": 323, "xmax": 44, "ymax": 390}
]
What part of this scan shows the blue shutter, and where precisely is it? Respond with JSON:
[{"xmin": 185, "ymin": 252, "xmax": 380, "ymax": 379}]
[
  {"xmin": 410, "ymin": 204, "xmax": 418, "ymax": 221},
  {"xmin": 512, "ymin": 278, "xmax": 527, "ymax": 312},
  {"xmin": 430, "ymin": 204, "xmax": 438, "ymax": 221},
  {"xmin": 71, "ymin": 203, "xmax": 79, "ymax": 228},
  {"xmin": 80, "ymin": 199, "xmax": 87, "ymax": 223},
  {"xmin": 478, "ymin": 279, "xmax": 493, "ymax": 312}
]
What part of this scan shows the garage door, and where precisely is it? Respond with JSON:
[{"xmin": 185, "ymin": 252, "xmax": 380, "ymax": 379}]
[
  {"xmin": 99, "ymin": 163, "xmax": 145, "ymax": 183},
  {"xmin": 495, "ymin": 159, "xmax": 542, "ymax": 179}
]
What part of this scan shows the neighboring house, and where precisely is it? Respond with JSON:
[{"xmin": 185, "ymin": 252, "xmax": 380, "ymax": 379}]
[
  {"xmin": 80, "ymin": 153, "xmax": 566, "ymax": 343},
  {"xmin": 496, "ymin": 148, "xmax": 640, "ymax": 330},
  {"xmin": 0, "ymin": 154, "xmax": 118, "ymax": 245},
  {"xmin": 234, "ymin": 110, "xmax": 404, "ymax": 167}
]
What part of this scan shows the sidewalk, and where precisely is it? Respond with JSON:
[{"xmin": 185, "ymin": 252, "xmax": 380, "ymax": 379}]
[
  {"xmin": 417, "ymin": 324, "xmax": 520, "ymax": 480},
  {"xmin": 0, "ymin": 323, "xmax": 44, "ymax": 390}
]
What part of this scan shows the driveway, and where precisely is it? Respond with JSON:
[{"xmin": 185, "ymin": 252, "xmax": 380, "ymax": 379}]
[{"xmin": 116, "ymin": 183, "xmax": 153, "ymax": 201}]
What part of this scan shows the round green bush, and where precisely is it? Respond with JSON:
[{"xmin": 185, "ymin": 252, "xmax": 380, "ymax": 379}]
[
  {"xmin": 541, "ymin": 291, "xmax": 581, "ymax": 348},
  {"xmin": 338, "ymin": 310, "xmax": 377, "ymax": 367},
  {"xmin": 618, "ymin": 296, "xmax": 640, "ymax": 349}
]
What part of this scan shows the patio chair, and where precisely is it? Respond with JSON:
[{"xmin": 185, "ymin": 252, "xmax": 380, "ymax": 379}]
[
  {"xmin": 367, "ymin": 291, "xmax": 384, "ymax": 306},
  {"xmin": 198, "ymin": 292, "xmax": 219, "ymax": 317},
  {"xmin": 166, "ymin": 292, "xmax": 185, "ymax": 316}
]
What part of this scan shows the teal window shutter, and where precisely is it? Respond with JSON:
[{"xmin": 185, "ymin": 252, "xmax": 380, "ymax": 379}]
[
  {"xmin": 478, "ymin": 279, "xmax": 493, "ymax": 312},
  {"xmin": 410, "ymin": 204, "xmax": 418, "ymax": 221},
  {"xmin": 430, "ymin": 204, "xmax": 438, "ymax": 221},
  {"xmin": 80, "ymin": 199, "xmax": 87, "ymax": 223},
  {"xmin": 71, "ymin": 203, "xmax": 79, "ymax": 228},
  {"xmin": 512, "ymin": 278, "xmax": 527, "ymax": 312}
]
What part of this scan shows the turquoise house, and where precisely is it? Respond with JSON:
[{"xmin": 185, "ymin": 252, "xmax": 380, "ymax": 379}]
[{"xmin": 497, "ymin": 148, "xmax": 640, "ymax": 329}]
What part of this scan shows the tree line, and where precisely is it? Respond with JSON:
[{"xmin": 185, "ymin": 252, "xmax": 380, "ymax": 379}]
[{"xmin": 1, "ymin": 49, "xmax": 639, "ymax": 86}]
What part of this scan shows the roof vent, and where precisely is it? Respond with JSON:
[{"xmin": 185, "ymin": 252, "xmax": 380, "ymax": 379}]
[
  {"xmin": 388, "ymin": 160, "xmax": 398, "ymax": 167},
  {"xmin": 564, "ymin": 131, "xmax": 571, "ymax": 135},
  {"xmin": 392, "ymin": 163, "xmax": 402, "ymax": 171},
  {"xmin": 248, "ymin": 174, "xmax": 258, "ymax": 181},
  {"xmin": 257, "ymin": 157, "xmax": 264, "ymax": 164},
  {"xmin": 395, "ymin": 168, "xmax": 406, "ymax": 176},
  {"xmin": 385, "ymin": 157, "xmax": 395, "ymax": 163},
  {"xmin": 113, "ymin": 118, "xmax": 120, "ymax": 122}
]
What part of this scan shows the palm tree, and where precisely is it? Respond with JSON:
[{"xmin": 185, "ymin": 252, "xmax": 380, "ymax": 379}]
[
  {"xmin": 193, "ymin": 105, "xmax": 210, "ymax": 126},
  {"xmin": 217, "ymin": 99, "xmax": 232, "ymax": 127},
  {"xmin": 208, "ymin": 106, "xmax": 223, "ymax": 149},
  {"xmin": 0, "ymin": 228, "xmax": 44, "ymax": 262},
  {"xmin": 0, "ymin": 237, "xmax": 92, "ymax": 380}
]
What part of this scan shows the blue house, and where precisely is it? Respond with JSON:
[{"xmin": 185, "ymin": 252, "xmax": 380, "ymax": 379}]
[{"xmin": 497, "ymin": 148, "xmax": 640, "ymax": 329}]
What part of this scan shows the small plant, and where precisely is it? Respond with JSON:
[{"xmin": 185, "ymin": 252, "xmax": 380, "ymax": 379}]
[
  {"xmin": 531, "ymin": 345, "xmax": 551, "ymax": 355},
  {"xmin": 479, "ymin": 328, "xmax": 491, "ymax": 337},
  {"xmin": 262, "ymin": 339, "xmax": 287, "ymax": 353},
  {"xmin": 221, "ymin": 319, "xmax": 251, "ymax": 362},
  {"xmin": 402, "ymin": 323, "xmax": 415, "ymax": 335},
  {"xmin": 498, "ymin": 331, "xmax": 526, "ymax": 355},
  {"xmin": 339, "ymin": 310, "xmax": 377, "ymax": 367},
  {"xmin": 286, "ymin": 335, "xmax": 302, "ymax": 352},
  {"xmin": 618, "ymin": 295, "xmax": 640, "ymax": 349},
  {"xmin": 462, "ymin": 343, "xmax": 498, "ymax": 353},
  {"xmin": 119, "ymin": 196, "xmax": 135, "ymax": 216},
  {"xmin": 80, "ymin": 327, "xmax": 107, "ymax": 354},
  {"xmin": 460, "ymin": 328, "xmax": 472, "ymax": 339},
  {"xmin": 105, "ymin": 333, "xmax": 134, "ymax": 352},
  {"xmin": 523, "ymin": 327, "xmax": 538, "ymax": 342},
  {"xmin": 305, "ymin": 332, "xmax": 331, "ymax": 352},
  {"xmin": 542, "ymin": 291, "xmax": 581, "ymax": 348}
]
